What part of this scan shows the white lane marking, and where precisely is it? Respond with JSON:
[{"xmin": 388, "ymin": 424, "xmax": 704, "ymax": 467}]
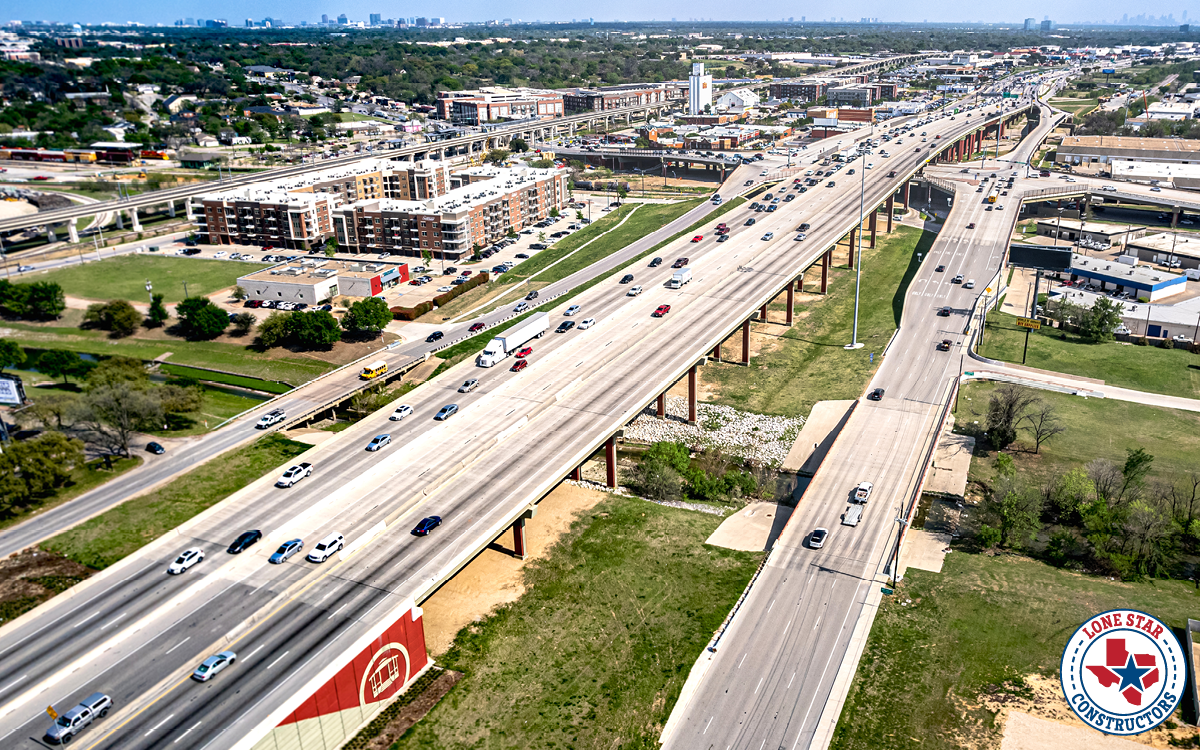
[
  {"xmin": 72, "ymin": 611, "xmax": 101, "ymax": 628},
  {"xmin": 101, "ymin": 612, "xmax": 127, "ymax": 630},
  {"xmin": 703, "ymin": 716, "xmax": 714, "ymax": 734},
  {"xmin": 266, "ymin": 651, "xmax": 289, "ymax": 670},
  {"xmin": 327, "ymin": 603, "xmax": 349, "ymax": 620},
  {"xmin": 245, "ymin": 644, "xmax": 265, "ymax": 661},
  {"xmin": 813, "ymin": 615, "xmax": 822, "ymax": 630},
  {"xmin": 755, "ymin": 677, "xmax": 765, "ymax": 694},
  {"xmin": 738, "ymin": 652, "xmax": 748, "ymax": 669},
  {"xmin": 144, "ymin": 713, "xmax": 175, "ymax": 737},
  {"xmin": 767, "ymin": 598, "xmax": 774, "ymax": 613},
  {"xmin": 165, "ymin": 637, "xmax": 190, "ymax": 655},
  {"xmin": 787, "ymin": 672, "xmax": 796, "ymax": 689},
  {"xmin": 0, "ymin": 674, "xmax": 27, "ymax": 693},
  {"xmin": 174, "ymin": 720, "xmax": 202, "ymax": 743}
]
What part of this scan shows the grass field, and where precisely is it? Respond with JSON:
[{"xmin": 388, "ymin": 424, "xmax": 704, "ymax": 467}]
[
  {"xmin": 155, "ymin": 387, "xmax": 269, "ymax": 437},
  {"xmin": 0, "ymin": 456, "xmax": 141, "ymax": 532},
  {"xmin": 394, "ymin": 494, "xmax": 762, "ymax": 750},
  {"xmin": 25, "ymin": 255, "xmax": 268, "ymax": 303},
  {"xmin": 42, "ymin": 434, "xmax": 310, "ymax": 569},
  {"xmin": 978, "ymin": 311, "xmax": 1200, "ymax": 399},
  {"xmin": 703, "ymin": 224, "xmax": 932, "ymax": 417},
  {"xmin": 158, "ymin": 363, "xmax": 293, "ymax": 393},
  {"xmin": 956, "ymin": 380, "xmax": 1200, "ymax": 488},
  {"xmin": 830, "ymin": 552, "xmax": 1200, "ymax": 750}
]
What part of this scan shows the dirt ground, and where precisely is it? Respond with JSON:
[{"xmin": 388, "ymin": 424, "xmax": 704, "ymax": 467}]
[
  {"xmin": 979, "ymin": 673, "xmax": 1199, "ymax": 750},
  {"xmin": 0, "ymin": 548, "xmax": 93, "ymax": 625},
  {"xmin": 418, "ymin": 482, "xmax": 610, "ymax": 656},
  {"xmin": 359, "ymin": 669, "xmax": 462, "ymax": 750}
]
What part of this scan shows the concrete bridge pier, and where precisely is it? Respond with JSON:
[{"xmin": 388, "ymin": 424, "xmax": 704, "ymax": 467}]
[
  {"xmin": 115, "ymin": 211, "xmax": 124, "ymax": 230},
  {"xmin": 167, "ymin": 201, "xmax": 176, "ymax": 219},
  {"xmin": 512, "ymin": 516, "xmax": 527, "ymax": 559},
  {"xmin": 758, "ymin": 302, "xmax": 768, "ymax": 323},
  {"xmin": 46, "ymin": 227, "xmax": 56, "ymax": 243},
  {"xmin": 886, "ymin": 194, "xmax": 895, "ymax": 232},
  {"xmin": 185, "ymin": 202, "xmax": 195, "ymax": 222},
  {"xmin": 821, "ymin": 249, "xmax": 831, "ymax": 293},
  {"xmin": 869, "ymin": 208, "xmax": 878, "ymax": 249},
  {"xmin": 712, "ymin": 342, "xmax": 721, "ymax": 362},
  {"xmin": 688, "ymin": 364, "xmax": 698, "ymax": 425},
  {"xmin": 785, "ymin": 279, "xmax": 795, "ymax": 326},
  {"xmin": 130, "ymin": 207, "xmax": 142, "ymax": 232},
  {"xmin": 605, "ymin": 435, "xmax": 617, "ymax": 488},
  {"xmin": 847, "ymin": 227, "xmax": 858, "ymax": 269},
  {"xmin": 68, "ymin": 223, "xmax": 79, "ymax": 244},
  {"xmin": 570, "ymin": 465, "xmax": 582, "ymax": 480},
  {"xmin": 657, "ymin": 392, "xmax": 667, "ymax": 418},
  {"xmin": 741, "ymin": 319, "xmax": 751, "ymax": 365}
]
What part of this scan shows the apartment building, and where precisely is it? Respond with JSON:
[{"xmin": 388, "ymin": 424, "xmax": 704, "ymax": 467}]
[
  {"xmin": 191, "ymin": 159, "xmax": 452, "ymax": 249},
  {"xmin": 561, "ymin": 83, "xmax": 687, "ymax": 114},
  {"xmin": 435, "ymin": 87, "xmax": 565, "ymax": 125},
  {"xmin": 330, "ymin": 166, "xmax": 569, "ymax": 261}
]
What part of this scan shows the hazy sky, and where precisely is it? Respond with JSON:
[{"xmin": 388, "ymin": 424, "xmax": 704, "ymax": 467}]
[{"xmin": 17, "ymin": 0, "xmax": 1197, "ymax": 26}]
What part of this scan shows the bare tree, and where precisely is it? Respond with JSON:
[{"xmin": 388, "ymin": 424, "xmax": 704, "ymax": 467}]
[
  {"xmin": 1086, "ymin": 458, "xmax": 1122, "ymax": 504},
  {"xmin": 1021, "ymin": 401, "xmax": 1066, "ymax": 454},
  {"xmin": 1165, "ymin": 471, "xmax": 1200, "ymax": 544},
  {"xmin": 985, "ymin": 384, "xmax": 1039, "ymax": 450},
  {"xmin": 1120, "ymin": 496, "xmax": 1177, "ymax": 577},
  {"xmin": 73, "ymin": 386, "xmax": 162, "ymax": 457}
]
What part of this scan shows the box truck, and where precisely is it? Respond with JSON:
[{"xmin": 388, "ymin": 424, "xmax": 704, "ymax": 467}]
[
  {"xmin": 667, "ymin": 267, "xmax": 692, "ymax": 289},
  {"xmin": 477, "ymin": 312, "xmax": 549, "ymax": 367}
]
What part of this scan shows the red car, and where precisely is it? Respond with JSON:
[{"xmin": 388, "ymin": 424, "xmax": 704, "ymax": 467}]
[
  {"xmin": 262, "ymin": 245, "xmax": 275, "ymax": 250},
  {"xmin": 672, "ymin": 257, "xmax": 689, "ymax": 268},
  {"xmin": 461, "ymin": 270, "xmax": 473, "ymax": 276},
  {"xmin": 31, "ymin": 175, "xmax": 51, "ymax": 181},
  {"xmin": 409, "ymin": 279, "xmax": 423, "ymax": 285},
  {"xmin": 793, "ymin": 178, "xmax": 802, "ymax": 184},
  {"xmin": 511, "ymin": 359, "xmax": 529, "ymax": 372},
  {"xmin": 716, "ymin": 223, "xmax": 727, "ymax": 230},
  {"xmin": 690, "ymin": 235, "xmax": 703, "ymax": 242},
  {"xmin": 469, "ymin": 322, "xmax": 485, "ymax": 333},
  {"xmin": 515, "ymin": 346, "xmax": 533, "ymax": 358},
  {"xmin": 653, "ymin": 304, "xmax": 671, "ymax": 317}
]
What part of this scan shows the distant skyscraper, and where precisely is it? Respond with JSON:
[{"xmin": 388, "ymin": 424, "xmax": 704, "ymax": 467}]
[
  {"xmin": 321, "ymin": 14, "xmax": 329, "ymax": 23},
  {"xmin": 1024, "ymin": 18, "xmax": 1036, "ymax": 30},
  {"xmin": 337, "ymin": 13, "xmax": 348, "ymax": 24},
  {"xmin": 369, "ymin": 13, "xmax": 381, "ymax": 24}
]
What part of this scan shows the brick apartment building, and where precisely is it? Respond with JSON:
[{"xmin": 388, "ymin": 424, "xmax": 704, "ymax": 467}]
[
  {"xmin": 435, "ymin": 87, "xmax": 565, "ymax": 124},
  {"xmin": 561, "ymin": 82, "xmax": 687, "ymax": 114}
]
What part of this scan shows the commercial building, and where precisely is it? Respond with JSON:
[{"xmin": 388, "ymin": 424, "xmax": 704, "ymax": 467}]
[
  {"xmin": 561, "ymin": 83, "xmax": 686, "ymax": 114},
  {"xmin": 1056, "ymin": 135, "xmax": 1200, "ymax": 167},
  {"xmin": 435, "ymin": 87, "xmax": 564, "ymax": 124},
  {"xmin": 1050, "ymin": 252, "xmax": 1186, "ymax": 301},
  {"xmin": 1108, "ymin": 159, "xmax": 1200, "ymax": 189},
  {"xmin": 1127, "ymin": 232, "xmax": 1200, "ymax": 270},
  {"xmin": 715, "ymin": 88, "xmax": 761, "ymax": 112},
  {"xmin": 329, "ymin": 165, "xmax": 568, "ymax": 261},
  {"xmin": 689, "ymin": 62, "xmax": 713, "ymax": 115},
  {"xmin": 1145, "ymin": 101, "xmax": 1200, "ymax": 120},
  {"xmin": 192, "ymin": 159, "xmax": 454, "ymax": 250},
  {"xmin": 237, "ymin": 259, "xmax": 410, "ymax": 305},
  {"xmin": 1035, "ymin": 218, "xmax": 1147, "ymax": 246}
]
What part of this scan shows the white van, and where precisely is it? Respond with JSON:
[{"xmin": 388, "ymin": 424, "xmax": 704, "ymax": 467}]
[
  {"xmin": 307, "ymin": 532, "xmax": 345, "ymax": 563},
  {"xmin": 964, "ymin": 279, "xmax": 976, "ymax": 289}
]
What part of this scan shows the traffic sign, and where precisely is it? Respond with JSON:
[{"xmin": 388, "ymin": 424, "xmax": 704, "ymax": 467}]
[
  {"xmin": 881, "ymin": 587, "xmax": 895, "ymax": 595},
  {"xmin": 1016, "ymin": 317, "xmax": 1041, "ymax": 329},
  {"xmin": 985, "ymin": 287, "xmax": 993, "ymax": 294},
  {"xmin": 46, "ymin": 705, "xmax": 58, "ymax": 720}
]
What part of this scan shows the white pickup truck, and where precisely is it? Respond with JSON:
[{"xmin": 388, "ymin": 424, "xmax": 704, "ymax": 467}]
[{"xmin": 477, "ymin": 312, "xmax": 549, "ymax": 367}]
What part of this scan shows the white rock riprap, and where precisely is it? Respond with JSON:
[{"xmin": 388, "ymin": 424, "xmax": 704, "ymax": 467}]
[{"xmin": 624, "ymin": 396, "xmax": 805, "ymax": 468}]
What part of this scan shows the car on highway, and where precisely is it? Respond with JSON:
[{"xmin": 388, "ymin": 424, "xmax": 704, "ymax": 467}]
[
  {"xmin": 967, "ymin": 223, "xmax": 975, "ymax": 229},
  {"xmin": 938, "ymin": 306, "xmax": 952, "ymax": 317},
  {"xmin": 578, "ymin": 317, "xmax": 596, "ymax": 329},
  {"xmin": 227, "ymin": 530, "xmax": 262, "ymax": 554},
  {"xmin": 525, "ymin": 290, "xmax": 540, "ymax": 300},
  {"xmin": 867, "ymin": 388, "xmax": 886, "ymax": 401},
  {"xmin": 366, "ymin": 434, "xmax": 392, "ymax": 451},
  {"xmin": 412, "ymin": 516, "xmax": 442, "ymax": 536},
  {"xmin": 390, "ymin": 405, "xmax": 414, "ymax": 421},
  {"xmin": 426, "ymin": 331, "xmax": 444, "ymax": 342},
  {"xmin": 510, "ymin": 358, "xmax": 529, "ymax": 372},
  {"xmin": 935, "ymin": 265, "xmax": 946, "ymax": 272},
  {"xmin": 672, "ymin": 257, "xmax": 689, "ymax": 268},
  {"xmin": 761, "ymin": 232, "xmax": 775, "ymax": 241},
  {"xmin": 269, "ymin": 539, "xmax": 304, "ymax": 564},
  {"xmin": 192, "ymin": 651, "xmax": 237, "ymax": 682},
  {"xmin": 952, "ymin": 274, "xmax": 964, "ymax": 284},
  {"xmin": 275, "ymin": 462, "xmax": 313, "ymax": 488},
  {"xmin": 307, "ymin": 532, "xmax": 345, "ymax": 563},
  {"xmin": 649, "ymin": 257, "xmax": 663, "ymax": 267},
  {"xmin": 690, "ymin": 235, "xmax": 703, "ymax": 243},
  {"xmin": 458, "ymin": 379, "xmax": 480, "ymax": 393},
  {"xmin": 43, "ymin": 692, "xmax": 112, "ymax": 744},
  {"xmin": 809, "ymin": 528, "xmax": 829, "ymax": 549},
  {"xmin": 627, "ymin": 285, "xmax": 643, "ymax": 296},
  {"xmin": 855, "ymin": 482, "xmax": 874, "ymax": 502},
  {"xmin": 556, "ymin": 320, "xmax": 576, "ymax": 333},
  {"xmin": 652, "ymin": 304, "xmax": 671, "ymax": 317},
  {"xmin": 937, "ymin": 339, "xmax": 952, "ymax": 351},
  {"xmin": 435, "ymin": 404, "xmax": 459, "ymax": 420},
  {"xmin": 717, "ymin": 234, "xmax": 730, "ymax": 242},
  {"xmin": 564, "ymin": 305, "xmax": 581, "ymax": 316},
  {"xmin": 620, "ymin": 274, "xmax": 635, "ymax": 284},
  {"xmin": 256, "ymin": 409, "xmax": 286, "ymax": 429},
  {"xmin": 167, "ymin": 548, "xmax": 204, "ymax": 575},
  {"xmin": 469, "ymin": 322, "xmax": 486, "ymax": 333}
]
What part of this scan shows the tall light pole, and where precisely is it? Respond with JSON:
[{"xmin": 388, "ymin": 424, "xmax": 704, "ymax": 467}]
[
  {"xmin": 845, "ymin": 151, "xmax": 866, "ymax": 350},
  {"xmin": 145, "ymin": 280, "xmax": 153, "ymax": 304}
]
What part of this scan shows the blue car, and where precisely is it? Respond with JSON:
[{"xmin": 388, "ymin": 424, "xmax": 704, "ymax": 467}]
[
  {"xmin": 269, "ymin": 539, "xmax": 304, "ymax": 564},
  {"xmin": 411, "ymin": 516, "xmax": 442, "ymax": 536}
]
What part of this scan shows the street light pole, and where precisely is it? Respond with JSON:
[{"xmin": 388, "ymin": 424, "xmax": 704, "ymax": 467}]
[
  {"xmin": 845, "ymin": 152, "xmax": 867, "ymax": 351},
  {"xmin": 145, "ymin": 280, "xmax": 153, "ymax": 305}
]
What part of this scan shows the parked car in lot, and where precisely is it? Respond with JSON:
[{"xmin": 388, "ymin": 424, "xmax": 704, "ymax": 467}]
[
  {"xmin": 167, "ymin": 547, "xmax": 204, "ymax": 575},
  {"xmin": 435, "ymin": 404, "xmax": 458, "ymax": 420},
  {"xmin": 366, "ymin": 434, "xmax": 392, "ymax": 451},
  {"xmin": 412, "ymin": 516, "xmax": 442, "ymax": 536},
  {"xmin": 269, "ymin": 539, "xmax": 304, "ymax": 564},
  {"xmin": 227, "ymin": 529, "xmax": 262, "ymax": 554},
  {"xmin": 390, "ymin": 405, "xmax": 414, "ymax": 421},
  {"xmin": 146, "ymin": 441, "xmax": 165, "ymax": 455}
]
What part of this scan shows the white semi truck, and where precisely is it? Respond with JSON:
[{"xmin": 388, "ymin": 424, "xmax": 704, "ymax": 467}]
[
  {"xmin": 667, "ymin": 267, "xmax": 692, "ymax": 289},
  {"xmin": 476, "ymin": 312, "xmax": 549, "ymax": 367}
]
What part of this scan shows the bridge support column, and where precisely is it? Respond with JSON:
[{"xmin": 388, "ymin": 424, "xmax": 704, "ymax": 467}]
[
  {"xmin": 657, "ymin": 392, "xmax": 666, "ymax": 418},
  {"xmin": 869, "ymin": 208, "xmax": 878, "ymax": 249},
  {"xmin": 712, "ymin": 343, "xmax": 721, "ymax": 361},
  {"xmin": 67, "ymin": 222, "xmax": 79, "ymax": 244},
  {"xmin": 605, "ymin": 435, "xmax": 617, "ymax": 488},
  {"xmin": 902, "ymin": 182, "xmax": 910, "ymax": 208},
  {"xmin": 741, "ymin": 319, "xmax": 751, "ymax": 365},
  {"xmin": 570, "ymin": 465, "xmax": 581, "ymax": 480},
  {"xmin": 512, "ymin": 517, "xmax": 527, "ymax": 560},
  {"xmin": 115, "ymin": 211, "xmax": 124, "ymax": 230},
  {"xmin": 687, "ymin": 364, "xmax": 697, "ymax": 425},
  {"xmin": 785, "ymin": 282, "xmax": 795, "ymax": 326},
  {"xmin": 821, "ymin": 250, "xmax": 831, "ymax": 293},
  {"xmin": 796, "ymin": 273, "xmax": 804, "ymax": 293},
  {"xmin": 46, "ymin": 227, "xmax": 56, "ymax": 243},
  {"xmin": 886, "ymin": 194, "xmax": 895, "ymax": 232},
  {"xmin": 185, "ymin": 202, "xmax": 194, "ymax": 222},
  {"xmin": 847, "ymin": 227, "xmax": 857, "ymax": 270},
  {"xmin": 167, "ymin": 201, "xmax": 176, "ymax": 219},
  {"xmin": 130, "ymin": 208, "xmax": 142, "ymax": 232},
  {"xmin": 759, "ymin": 303, "xmax": 768, "ymax": 322}
]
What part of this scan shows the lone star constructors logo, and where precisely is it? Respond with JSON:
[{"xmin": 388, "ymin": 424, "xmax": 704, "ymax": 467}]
[{"xmin": 1061, "ymin": 609, "xmax": 1185, "ymax": 735}]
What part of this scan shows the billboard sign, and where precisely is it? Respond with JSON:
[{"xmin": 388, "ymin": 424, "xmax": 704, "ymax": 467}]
[
  {"xmin": 1009, "ymin": 244, "xmax": 1073, "ymax": 272},
  {"xmin": 1102, "ymin": 68, "xmax": 1116, "ymax": 74},
  {"xmin": 0, "ymin": 375, "xmax": 25, "ymax": 406}
]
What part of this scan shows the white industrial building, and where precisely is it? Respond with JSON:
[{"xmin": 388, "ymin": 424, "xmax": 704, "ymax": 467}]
[
  {"xmin": 715, "ymin": 88, "xmax": 760, "ymax": 113},
  {"xmin": 688, "ymin": 62, "xmax": 713, "ymax": 115}
]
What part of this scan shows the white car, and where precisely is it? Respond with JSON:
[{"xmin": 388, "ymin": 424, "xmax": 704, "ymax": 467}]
[
  {"xmin": 865, "ymin": 163, "xmax": 874, "ymax": 169},
  {"xmin": 627, "ymin": 285, "xmax": 643, "ymax": 297},
  {"xmin": 578, "ymin": 318, "xmax": 596, "ymax": 330},
  {"xmin": 437, "ymin": 286, "xmax": 453, "ymax": 292},
  {"xmin": 275, "ymin": 463, "xmax": 313, "ymax": 488},
  {"xmin": 213, "ymin": 251, "xmax": 227, "ymax": 258},
  {"xmin": 167, "ymin": 547, "xmax": 204, "ymax": 575},
  {"xmin": 854, "ymin": 481, "xmax": 874, "ymax": 502},
  {"xmin": 192, "ymin": 651, "xmax": 236, "ymax": 682},
  {"xmin": 390, "ymin": 405, "xmax": 414, "ymax": 421},
  {"xmin": 795, "ymin": 233, "xmax": 807, "ymax": 241},
  {"xmin": 564, "ymin": 305, "xmax": 581, "ymax": 316}
]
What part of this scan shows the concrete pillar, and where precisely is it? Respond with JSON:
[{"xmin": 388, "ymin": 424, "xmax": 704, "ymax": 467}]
[
  {"xmin": 687, "ymin": 364, "xmax": 697, "ymax": 425},
  {"xmin": 46, "ymin": 228, "xmax": 56, "ymax": 243},
  {"xmin": 785, "ymin": 282, "xmax": 795, "ymax": 326},
  {"xmin": 886, "ymin": 194, "xmax": 895, "ymax": 233},
  {"xmin": 759, "ymin": 303, "xmax": 768, "ymax": 323},
  {"xmin": 869, "ymin": 208, "xmax": 878, "ymax": 249},
  {"xmin": 68, "ymin": 223, "xmax": 79, "ymax": 244},
  {"xmin": 130, "ymin": 207, "xmax": 142, "ymax": 232},
  {"xmin": 822, "ymin": 250, "xmax": 831, "ymax": 293},
  {"xmin": 167, "ymin": 201, "xmax": 176, "ymax": 219},
  {"xmin": 512, "ymin": 517, "xmax": 527, "ymax": 560},
  {"xmin": 712, "ymin": 343, "xmax": 721, "ymax": 362},
  {"xmin": 185, "ymin": 202, "xmax": 194, "ymax": 221},
  {"xmin": 741, "ymin": 319, "xmax": 751, "ymax": 365},
  {"xmin": 570, "ymin": 465, "xmax": 581, "ymax": 480},
  {"xmin": 797, "ymin": 273, "xmax": 804, "ymax": 293},
  {"xmin": 903, "ymin": 182, "xmax": 911, "ymax": 208},
  {"xmin": 605, "ymin": 436, "xmax": 617, "ymax": 489},
  {"xmin": 848, "ymin": 227, "xmax": 857, "ymax": 270},
  {"xmin": 657, "ymin": 393, "xmax": 666, "ymax": 418},
  {"xmin": 115, "ymin": 211, "xmax": 124, "ymax": 230}
]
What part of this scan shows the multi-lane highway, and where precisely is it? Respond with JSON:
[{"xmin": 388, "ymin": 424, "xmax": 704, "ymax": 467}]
[{"xmin": 0, "ymin": 84, "xmax": 1035, "ymax": 750}]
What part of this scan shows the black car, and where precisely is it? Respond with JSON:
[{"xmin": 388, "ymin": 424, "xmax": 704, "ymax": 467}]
[
  {"xmin": 227, "ymin": 530, "xmax": 263, "ymax": 554},
  {"xmin": 426, "ymin": 331, "xmax": 444, "ymax": 342},
  {"xmin": 411, "ymin": 516, "xmax": 442, "ymax": 536},
  {"xmin": 525, "ymin": 290, "xmax": 539, "ymax": 300},
  {"xmin": 717, "ymin": 234, "xmax": 730, "ymax": 242},
  {"xmin": 935, "ymin": 265, "xmax": 946, "ymax": 272},
  {"xmin": 649, "ymin": 257, "xmax": 663, "ymax": 267},
  {"xmin": 556, "ymin": 321, "xmax": 576, "ymax": 333},
  {"xmin": 745, "ymin": 218, "xmax": 756, "ymax": 226},
  {"xmin": 620, "ymin": 274, "xmax": 634, "ymax": 284},
  {"xmin": 146, "ymin": 442, "xmax": 165, "ymax": 455},
  {"xmin": 798, "ymin": 223, "xmax": 811, "ymax": 232},
  {"xmin": 867, "ymin": 388, "xmax": 886, "ymax": 401}
]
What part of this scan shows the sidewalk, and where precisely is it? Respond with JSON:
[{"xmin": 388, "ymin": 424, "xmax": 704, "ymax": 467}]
[{"xmin": 963, "ymin": 363, "xmax": 1200, "ymax": 413}]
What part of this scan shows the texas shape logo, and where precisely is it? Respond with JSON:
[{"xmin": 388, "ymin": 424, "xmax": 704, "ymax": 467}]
[{"xmin": 1061, "ymin": 609, "xmax": 1184, "ymax": 735}]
